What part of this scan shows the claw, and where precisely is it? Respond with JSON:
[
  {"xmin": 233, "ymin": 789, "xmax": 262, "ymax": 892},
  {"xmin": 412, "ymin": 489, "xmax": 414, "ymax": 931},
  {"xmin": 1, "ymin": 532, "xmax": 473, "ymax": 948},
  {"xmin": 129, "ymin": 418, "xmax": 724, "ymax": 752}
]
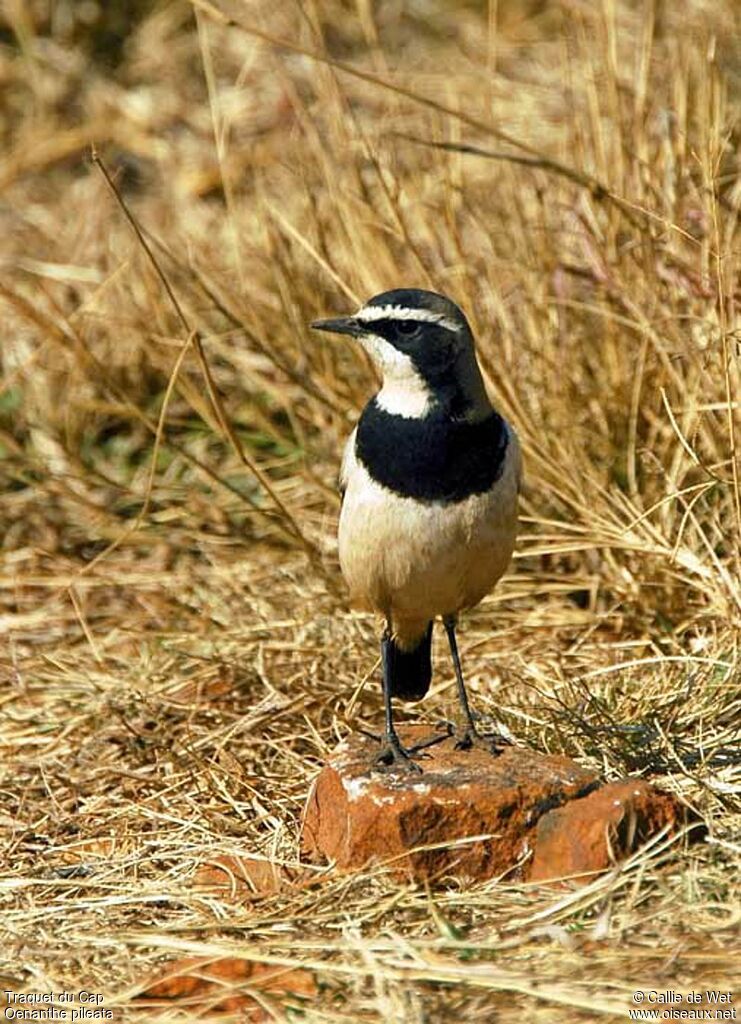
[
  {"xmin": 454, "ymin": 726, "xmax": 511, "ymax": 756},
  {"xmin": 407, "ymin": 724, "xmax": 452, "ymax": 756},
  {"xmin": 454, "ymin": 730, "xmax": 474, "ymax": 751},
  {"xmin": 359, "ymin": 728, "xmax": 383, "ymax": 743},
  {"xmin": 375, "ymin": 740, "xmax": 423, "ymax": 773}
]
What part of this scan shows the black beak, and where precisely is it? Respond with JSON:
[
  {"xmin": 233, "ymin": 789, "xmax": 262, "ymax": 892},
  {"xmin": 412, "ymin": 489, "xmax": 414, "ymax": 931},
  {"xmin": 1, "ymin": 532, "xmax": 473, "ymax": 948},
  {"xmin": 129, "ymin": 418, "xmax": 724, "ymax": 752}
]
[{"xmin": 310, "ymin": 316, "xmax": 362, "ymax": 338}]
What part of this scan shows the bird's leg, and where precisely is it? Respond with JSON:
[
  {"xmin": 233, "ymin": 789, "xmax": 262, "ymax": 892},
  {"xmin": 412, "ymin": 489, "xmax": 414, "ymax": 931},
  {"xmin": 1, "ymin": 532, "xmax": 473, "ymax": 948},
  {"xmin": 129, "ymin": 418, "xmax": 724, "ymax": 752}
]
[
  {"xmin": 443, "ymin": 616, "xmax": 507, "ymax": 755},
  {"xmin": 375, "ymin": 628, "xmax": 422, "ymax": 772},
  {"xmin": 443, "ymin": 616, "xmax": 478, "ymax": 748}
]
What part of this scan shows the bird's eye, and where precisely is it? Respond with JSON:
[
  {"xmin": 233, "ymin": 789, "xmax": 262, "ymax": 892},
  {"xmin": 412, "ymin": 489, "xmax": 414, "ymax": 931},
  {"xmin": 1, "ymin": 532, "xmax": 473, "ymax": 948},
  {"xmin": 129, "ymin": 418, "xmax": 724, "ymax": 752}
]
[{"xmin": 395, "ymin": 320, "xmax": 420, "ymax": 337}]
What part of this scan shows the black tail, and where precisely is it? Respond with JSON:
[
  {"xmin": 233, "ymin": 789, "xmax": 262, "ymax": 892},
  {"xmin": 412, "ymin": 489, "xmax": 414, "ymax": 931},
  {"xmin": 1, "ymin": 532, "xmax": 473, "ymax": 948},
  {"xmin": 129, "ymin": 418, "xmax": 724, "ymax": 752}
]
[{"xmin": 387, "ymin": 623, "xmax": 433, "ymax": 702}]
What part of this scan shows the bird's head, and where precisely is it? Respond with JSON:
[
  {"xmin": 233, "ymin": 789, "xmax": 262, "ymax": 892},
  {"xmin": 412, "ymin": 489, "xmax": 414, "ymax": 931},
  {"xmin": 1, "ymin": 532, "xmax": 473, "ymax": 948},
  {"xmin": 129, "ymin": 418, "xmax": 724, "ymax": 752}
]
[{"xmin": 311, "ymin": 288, "xmax": 489, "ymax": 419}]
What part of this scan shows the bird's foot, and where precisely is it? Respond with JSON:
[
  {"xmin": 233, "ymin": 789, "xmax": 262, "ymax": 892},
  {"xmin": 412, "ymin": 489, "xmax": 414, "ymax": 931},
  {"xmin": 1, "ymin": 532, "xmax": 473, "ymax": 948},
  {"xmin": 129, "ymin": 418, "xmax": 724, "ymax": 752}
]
[
  {"xmin": 454, "ymin": 724, "xmax": 511, "ymax": 757},
  {"xmin": 365, "ymin": 722, "xmax": 451, "ymax": 770},
  {"xmin": 407, "ymin": 721, "xmax": 453, "ymax": 754},
  {"xmin": 375, "ymin": 735, "xmax": 423, "ymax": 773},
  {"xmin": 359, "ymin": 728, "xmax": 382, "ymax": 743}
]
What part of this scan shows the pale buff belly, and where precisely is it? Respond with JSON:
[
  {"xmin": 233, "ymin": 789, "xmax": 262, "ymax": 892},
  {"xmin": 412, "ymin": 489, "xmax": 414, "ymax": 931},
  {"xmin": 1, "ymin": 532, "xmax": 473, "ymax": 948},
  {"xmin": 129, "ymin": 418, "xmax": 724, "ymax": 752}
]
[{"xmin": 338, "ymin": 435, "xmax": 520, "ymax": 640}]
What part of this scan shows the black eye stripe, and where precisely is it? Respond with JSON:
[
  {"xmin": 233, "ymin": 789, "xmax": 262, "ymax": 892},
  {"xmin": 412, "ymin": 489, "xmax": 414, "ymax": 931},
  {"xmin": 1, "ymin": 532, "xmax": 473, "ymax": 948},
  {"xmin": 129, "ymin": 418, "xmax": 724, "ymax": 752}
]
[
  {"xmin": 363, "ymin": 317, "xmax": 431, "ymax": 341},
  {"xmin": 367, "ymin": 317, "xmax": 418, "ymax": 332}
]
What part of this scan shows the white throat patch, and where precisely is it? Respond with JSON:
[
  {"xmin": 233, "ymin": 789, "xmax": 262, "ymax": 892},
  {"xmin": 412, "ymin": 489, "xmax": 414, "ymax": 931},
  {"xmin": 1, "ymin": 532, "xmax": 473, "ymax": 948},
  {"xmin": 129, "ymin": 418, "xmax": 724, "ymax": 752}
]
[{"xmin": 359, "ymin": 332, "xmax": 432, "ymax": 419}]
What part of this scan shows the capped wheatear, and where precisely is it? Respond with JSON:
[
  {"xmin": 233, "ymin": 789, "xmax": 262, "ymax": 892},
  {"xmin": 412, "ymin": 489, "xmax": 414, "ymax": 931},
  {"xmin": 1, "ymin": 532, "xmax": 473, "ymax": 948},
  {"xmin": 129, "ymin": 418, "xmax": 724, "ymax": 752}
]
[{"xmin": 312, "ymin": 288, "xmax": 521, "ymax": 769}]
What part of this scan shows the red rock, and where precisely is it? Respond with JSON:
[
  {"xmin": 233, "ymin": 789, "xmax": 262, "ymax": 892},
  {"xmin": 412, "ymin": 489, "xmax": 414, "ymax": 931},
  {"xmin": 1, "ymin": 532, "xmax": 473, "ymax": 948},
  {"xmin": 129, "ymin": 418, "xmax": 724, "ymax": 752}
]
[
  {"xmin": 301, "ymin": 727, "xmax": 597, "ymax": 882},
  {"xmin": 168, "ymin": 671, "xmax": 235, "ymax": 705},
  {"xmin": 301, "ymin": 728, "xmax": 683, "ymax": 884},
  {"xmin": 141, "ymin": 956, "xmax": 316, "ymax": 1019},
  {"xmin": 194, "ymin": 854, "xmax": 295, "ymax": 900},
  {"xmin": 529, "ymin": 778, "xmax": 682, "ymax": 883}
]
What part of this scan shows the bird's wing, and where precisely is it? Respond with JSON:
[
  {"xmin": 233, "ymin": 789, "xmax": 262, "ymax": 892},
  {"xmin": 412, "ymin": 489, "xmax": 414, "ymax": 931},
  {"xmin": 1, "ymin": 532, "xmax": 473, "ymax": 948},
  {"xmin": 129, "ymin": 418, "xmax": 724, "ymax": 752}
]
[
  {"xmin": 338, "ymin": 427, "xmax": 357, "ymax": 500},
  {"xmin": 507, "ymin": 422, "xmax": 524, "ymax": 494}
]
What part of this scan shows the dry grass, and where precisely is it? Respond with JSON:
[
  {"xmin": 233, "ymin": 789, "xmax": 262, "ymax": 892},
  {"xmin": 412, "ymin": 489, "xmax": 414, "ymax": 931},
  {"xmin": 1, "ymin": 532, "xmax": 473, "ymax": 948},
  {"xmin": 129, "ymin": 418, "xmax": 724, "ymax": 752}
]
[{"xmin": 1, "ymin": 0, "xmax": 740, "ymax": 1019}]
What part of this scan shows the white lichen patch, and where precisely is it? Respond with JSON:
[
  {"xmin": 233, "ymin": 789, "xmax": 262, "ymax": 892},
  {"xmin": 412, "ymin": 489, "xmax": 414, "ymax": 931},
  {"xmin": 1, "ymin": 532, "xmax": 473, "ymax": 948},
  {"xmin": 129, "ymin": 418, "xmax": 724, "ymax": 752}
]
[
  {"xmin": 431, "ymin": 795, "xmax": 467, "ymax": 806},
  {"xmin": 370, "ymin": 791, "xmax": 400, "ymax": 805},
  {"xmin": 342, "ymin": 775, "xmax": 373, "ymax": 801}
]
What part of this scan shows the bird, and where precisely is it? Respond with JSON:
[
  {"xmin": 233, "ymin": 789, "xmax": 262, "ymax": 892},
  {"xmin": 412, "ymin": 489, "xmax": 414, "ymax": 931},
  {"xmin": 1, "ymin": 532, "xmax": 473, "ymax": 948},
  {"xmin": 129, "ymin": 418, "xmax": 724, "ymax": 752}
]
[{"xmin": 311, "ymin": 288, "xmax": 521, "ymax": 770}]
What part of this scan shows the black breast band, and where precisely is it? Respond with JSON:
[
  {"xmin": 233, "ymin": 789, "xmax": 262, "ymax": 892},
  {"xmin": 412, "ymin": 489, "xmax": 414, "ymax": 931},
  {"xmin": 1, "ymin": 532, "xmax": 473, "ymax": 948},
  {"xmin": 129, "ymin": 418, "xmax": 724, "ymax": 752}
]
[{"xmin": 355, "ymin": 400, "xmax": 509, "ymax": 504}]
